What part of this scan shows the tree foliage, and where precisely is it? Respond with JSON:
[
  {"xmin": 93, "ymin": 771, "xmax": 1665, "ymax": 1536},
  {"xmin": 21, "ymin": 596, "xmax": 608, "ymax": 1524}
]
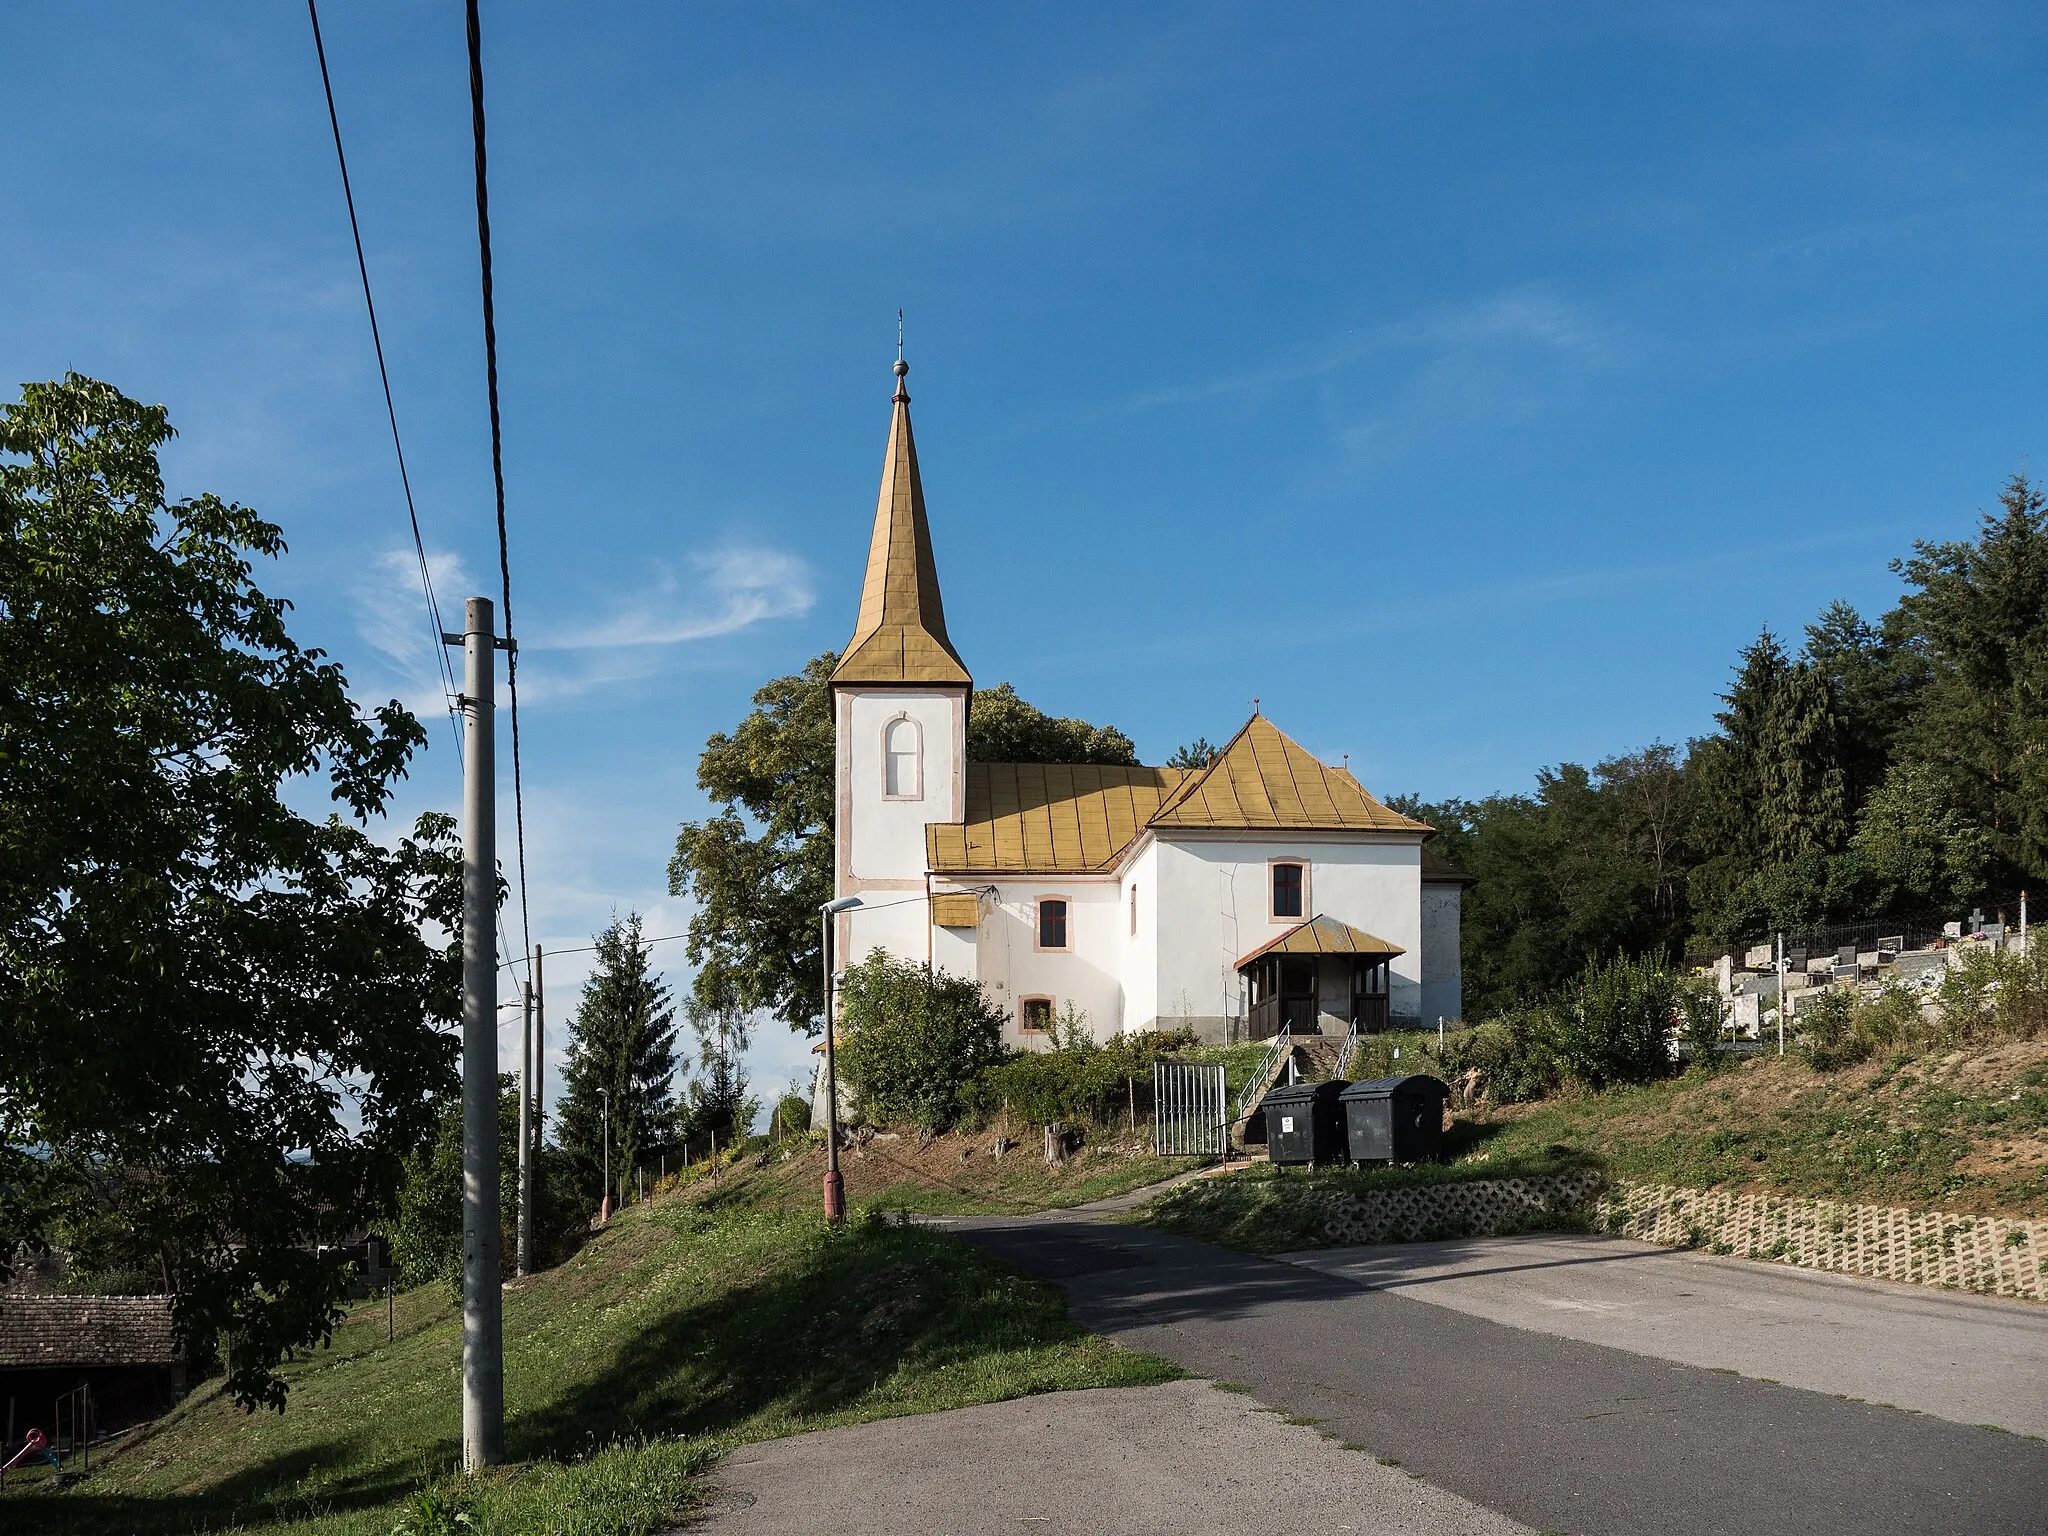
[
  {"xmin": 0, "ymin": 376, "xmax": 460, "ymax": 1409},
  {"xmin": 1404, "ymin": 472, "xmax": 2048, "ymax": 1010},
  {"xmin": 554, "ymin": 914, "xmax": 680, "ymax": 1205},
  {"xmin": 965, "ymin": 682, "xmax": 1137, "ymax": 765}
]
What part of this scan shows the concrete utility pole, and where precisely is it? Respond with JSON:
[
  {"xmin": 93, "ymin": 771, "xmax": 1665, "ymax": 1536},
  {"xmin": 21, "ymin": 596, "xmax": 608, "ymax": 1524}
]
[
  {"xmin": 532, "ymin": 944, "xmax": 545, "ymax": 1155},
  {"xmin": 516, "ymin": 978, "xmax": 532, "ymax": 1278},
  {"xmin": 449, "ymin": 596, "xmax": 504, "ymax": 1470}
]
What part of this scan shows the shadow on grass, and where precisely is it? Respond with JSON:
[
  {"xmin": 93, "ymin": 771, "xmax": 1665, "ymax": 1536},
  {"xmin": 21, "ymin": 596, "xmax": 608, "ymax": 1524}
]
[
  {"xmin": 510, "ymin": 1213, "xmax": 1089, "ymax": 1453},
  {"xmin": 5, "ymin": 1214, "xmax": 1095, "ymax": 1534}
]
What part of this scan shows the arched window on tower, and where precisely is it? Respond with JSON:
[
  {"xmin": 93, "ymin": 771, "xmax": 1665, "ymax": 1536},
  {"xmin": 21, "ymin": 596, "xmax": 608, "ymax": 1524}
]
[{"xmin": 884, "ymin": 716, "xmax": 921, "ymax": 799}]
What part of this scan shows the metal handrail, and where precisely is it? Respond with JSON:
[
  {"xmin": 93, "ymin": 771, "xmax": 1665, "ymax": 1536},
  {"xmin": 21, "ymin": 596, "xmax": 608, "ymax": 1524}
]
[
  {"xmin": 1235, "ymin": 1025, "xmax": 1292, "ymax": 1128},
  {"xmin": 1334, "ymin": 1018, "xmax": 1360, "ymax": 1082}
]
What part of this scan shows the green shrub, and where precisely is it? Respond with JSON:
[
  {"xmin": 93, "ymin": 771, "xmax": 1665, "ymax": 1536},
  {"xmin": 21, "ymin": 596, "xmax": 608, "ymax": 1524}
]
[
  {"xmin": 1341, "ymin": 1029, "xmax": 1442, "ymax": 1083},
  {"xmin": 1551, "ymin": 953, "xmax": 1680, "ymax": 1088},
  {"xmin": 836, "ymin": 950, "xmax": 1008, "ymax": 1131},
  {"xmin": 1796, "ymin": 987, "xmax": 1865, "ymax": 1070},
  {"xmin": 1676, "ymin": 972, "xmax": 1726, "ymax": 1071},
  {"xmin": 769, "ymin": 1087, "xmax": 813, "ymax": 1139},
  {"xmin": 1437, "ymin": 1009, "xmax": 1562, "ymax": 1102},
  {"xmin": 979, "ymin": 1022, "xmax": 1198, "ymax": 1127},
  {"xmin": 1936, "ymin": 944, "xmax": 2048, "ymax": 1047}
]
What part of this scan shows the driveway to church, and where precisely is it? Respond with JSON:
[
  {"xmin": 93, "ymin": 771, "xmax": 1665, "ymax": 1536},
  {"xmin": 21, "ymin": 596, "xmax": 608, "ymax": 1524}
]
[{"xmin": 940, "ymin": 1214, "xmax": 2048, "ymax": 1536}]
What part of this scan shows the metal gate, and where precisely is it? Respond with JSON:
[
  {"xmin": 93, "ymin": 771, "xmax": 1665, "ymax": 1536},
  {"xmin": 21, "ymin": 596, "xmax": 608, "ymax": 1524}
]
[{"xmin": 1153, "ymin": 1061, "xmax": 1228, "ymax": 1156}]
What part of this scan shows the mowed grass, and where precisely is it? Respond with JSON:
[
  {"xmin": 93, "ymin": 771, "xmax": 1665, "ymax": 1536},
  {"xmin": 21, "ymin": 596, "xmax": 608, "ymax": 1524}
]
[
  {"xmin": 1145, "ymin": 1040, "xmax": 2048, "ymax": 1252},
  {"xmin": 681, "ymin": 1125, "xmax": 1203, "ymax": 1218},
  {"xmin": 3, "ymin": 1202, "xmax": 1178, "ymax": 1535}
]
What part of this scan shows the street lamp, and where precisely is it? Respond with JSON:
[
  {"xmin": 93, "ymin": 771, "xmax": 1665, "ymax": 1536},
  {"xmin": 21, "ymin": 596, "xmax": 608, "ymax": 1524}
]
[
  {"xmin": 819, "ymin": 894, "xmax": 863, "ymax": 1221},
  {"xmin": 597, "ymin": 1086, "xmax": 612, "ymax": 1224}
]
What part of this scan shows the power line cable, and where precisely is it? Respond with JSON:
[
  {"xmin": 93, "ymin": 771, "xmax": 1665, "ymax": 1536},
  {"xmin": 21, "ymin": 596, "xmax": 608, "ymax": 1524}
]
[
  {"xmin": 306, "ymin": 0, "xmax": 463, "ymax": 758},
  {"xmin": 307, "ymin": 0, "xmax": 523, "ymax": 984},
  {"xmin": 463, "ymin": 0, "xmax": 535, "ymax": 969}
]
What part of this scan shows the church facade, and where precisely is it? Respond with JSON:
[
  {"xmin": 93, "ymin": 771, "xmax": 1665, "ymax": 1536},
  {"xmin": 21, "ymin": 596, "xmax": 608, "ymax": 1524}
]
[{"xmin": 829, "ymin": 358, "xmax": 1464, "ymax": 1047}]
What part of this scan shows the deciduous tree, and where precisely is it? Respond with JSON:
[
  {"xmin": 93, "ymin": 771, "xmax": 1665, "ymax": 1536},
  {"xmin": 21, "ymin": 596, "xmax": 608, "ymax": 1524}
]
[{"xmin": 0, "ymin": 376, "xmax": 459, "ymax": 1409}]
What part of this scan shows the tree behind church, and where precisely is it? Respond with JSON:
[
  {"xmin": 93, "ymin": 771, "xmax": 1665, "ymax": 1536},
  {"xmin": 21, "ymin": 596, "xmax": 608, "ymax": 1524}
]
[
  {"xmin": 555, "ymin": 914, "xmax": 681, "ymax": 1205},
  {"xmin": 667, "ymin": 654, "xmax": 1137, "ymax": 1033}
]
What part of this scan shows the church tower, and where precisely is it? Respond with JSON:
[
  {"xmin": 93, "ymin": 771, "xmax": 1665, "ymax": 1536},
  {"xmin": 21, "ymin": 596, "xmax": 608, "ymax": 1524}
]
[{"xmin": 831, "ymin": 356, "xmax": 970, "ymax": 964}]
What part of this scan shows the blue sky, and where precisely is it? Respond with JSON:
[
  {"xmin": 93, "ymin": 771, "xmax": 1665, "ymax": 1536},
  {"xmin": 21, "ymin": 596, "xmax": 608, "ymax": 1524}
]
[{"xmin": 6, "ymin": 3, "xmax": 2046, "ymax": 1110}]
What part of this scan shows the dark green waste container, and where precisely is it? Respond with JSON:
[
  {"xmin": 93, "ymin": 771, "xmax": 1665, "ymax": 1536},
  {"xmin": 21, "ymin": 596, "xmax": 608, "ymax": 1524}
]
[
  {"xmin": 1259, "ymin": 1080, "xmax": 1348, "ymax": 1165},
  {"xmin": 1340, "ymin": 1075, "xmax": 1449, "ymax": 1163}
]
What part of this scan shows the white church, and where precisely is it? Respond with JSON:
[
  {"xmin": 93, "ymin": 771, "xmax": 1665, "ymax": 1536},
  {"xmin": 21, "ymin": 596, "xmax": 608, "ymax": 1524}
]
[{"xmin": 830, "ymin": 357, "xmax": 1465, "ymax": 1047}]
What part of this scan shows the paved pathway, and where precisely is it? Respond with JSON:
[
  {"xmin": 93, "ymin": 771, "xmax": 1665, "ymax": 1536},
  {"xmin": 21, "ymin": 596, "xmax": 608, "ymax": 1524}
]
[
  {"xmin": 692, "ymin": 1379, "xmax": 1532, "ymax": 1535},
  {"xmin": 952, "ymin": 1217, "xmax": 2048, "ymax": 1536},
  {"xmin": 1279, "ymin": 1231, "xmax": 2048, "ymax": 1437}
]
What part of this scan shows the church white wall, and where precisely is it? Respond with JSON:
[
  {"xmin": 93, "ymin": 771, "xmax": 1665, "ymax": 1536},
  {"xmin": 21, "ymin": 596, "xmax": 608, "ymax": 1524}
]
[
  {"xmin": 1419, "ymin": 882, "xmax": 1464, "ymax": 1026},
  {"xmin": 931, "ymin": 909, "xmax": 978, "ymax": 981},
  {"xmin": 1121, "ymin": 844, "xmax": 1160, "ymax": 1037},
  {"xmin": 837, "ymin": 895, "xmax": 931, "ymax": 978},
  {"xmin": 976, "ymin": 882, "xmax": 1124, "ymax": 1049},
  {"xmin": 839, "ymin": 689, "xmax": 964, "ymax": 889},
  {"xmin": 1141, "ymin": 835, "xmax": 1426, "ymax": 1038}
]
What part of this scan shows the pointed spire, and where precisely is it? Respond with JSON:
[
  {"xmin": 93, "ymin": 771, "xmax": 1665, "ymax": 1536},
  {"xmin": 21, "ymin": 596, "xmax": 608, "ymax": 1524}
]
[{"xmin": 831, "ymin": 354, "xmax": 972, "ymax": 688}]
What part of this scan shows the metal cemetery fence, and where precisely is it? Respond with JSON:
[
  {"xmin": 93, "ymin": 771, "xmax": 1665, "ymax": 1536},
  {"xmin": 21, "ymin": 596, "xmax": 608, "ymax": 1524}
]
[{"xmin": 1153, "ymin": 1061, "xmax": 1228, "ymax": 1157}]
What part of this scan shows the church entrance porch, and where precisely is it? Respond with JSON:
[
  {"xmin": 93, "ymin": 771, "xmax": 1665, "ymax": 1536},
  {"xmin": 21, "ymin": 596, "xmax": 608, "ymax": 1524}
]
[{"xmin": 1238, "ymin": 915, "xmax": 1402, "ymax": 1042}]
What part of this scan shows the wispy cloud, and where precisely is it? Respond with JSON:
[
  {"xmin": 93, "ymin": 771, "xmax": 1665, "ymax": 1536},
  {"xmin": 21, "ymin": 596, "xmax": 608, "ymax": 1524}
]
[
  {"xmin": 544, "ymin": 547, "xmax": 815, "ymax": 650},
  {"xmin": 1114, "ymin": 288, "xmax": 1624, "ymax": 420},
  {"xmin": 351, "ymin": 547, "xmax": 473, "ymax": 718}
]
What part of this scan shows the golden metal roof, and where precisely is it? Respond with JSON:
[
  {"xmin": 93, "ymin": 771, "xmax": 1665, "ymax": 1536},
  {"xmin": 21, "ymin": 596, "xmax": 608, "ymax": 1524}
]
[
  {"xmin": 831, "ymin": 360, "xmax": 973, "ymax": 689},
  {"xmin": 1148, "ymin": 716, "xmax": 1432, "ymax": 834},
  {"xmin": 926, "ymin": 763, "xmax": 1189, "ymax": 874},
  {"xmin": 924, "ymin": 716, "xmax": 1428, "ymax": 875},
  {"xmin": 930, "ymin": 892, "xmax": 981, "ymax": 927},
  {"xmin": 1237, "ymin": 914, "xmax": 1405, "ymax": 970}
]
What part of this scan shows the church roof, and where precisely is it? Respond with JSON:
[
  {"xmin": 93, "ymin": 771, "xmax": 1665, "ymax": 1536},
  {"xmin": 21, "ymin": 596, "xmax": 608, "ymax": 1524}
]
[
  {"xmin": 1147, "ymin": 716, "xmax": 1432, "ymax": 834},
  {"xmin": 925, "ymin": 716, "xmax": 1428, "ymax": 875},
  {"xmin": 831, "ymin": 359, "xmax": 972, "ymax": 689},
  {"xmin": 1237, "ymin": 914, "xmax": 1406, "ymax": 969},
  {"xmin": 927, "ymin": 763, "xmax": 1188, "ymax": 874}
]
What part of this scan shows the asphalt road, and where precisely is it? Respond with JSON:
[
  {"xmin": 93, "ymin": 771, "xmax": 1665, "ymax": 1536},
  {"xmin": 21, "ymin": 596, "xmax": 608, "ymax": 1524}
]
[
  {"xmin": 950, "ymin": 1217, "xmax": 2048, "ymax": 1536},
  {"xmin": 1282, "ymin": 1232, "xmax": 2048, "ymax": 1437},
  {"xmin": 696, "ymin": 1378, "xmax": 1533, "ymax": 1535}
]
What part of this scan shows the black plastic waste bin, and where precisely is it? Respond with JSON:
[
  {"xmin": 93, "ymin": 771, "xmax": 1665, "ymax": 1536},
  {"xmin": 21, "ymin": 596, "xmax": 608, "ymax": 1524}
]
[
  {"xmin": 1340, "ymin": 1075, "xmax": 1449, "ymax": 1164},
  {"xmin": 1259, "ymin": 1080, "xmax": 1348, "ymax": 1165}
]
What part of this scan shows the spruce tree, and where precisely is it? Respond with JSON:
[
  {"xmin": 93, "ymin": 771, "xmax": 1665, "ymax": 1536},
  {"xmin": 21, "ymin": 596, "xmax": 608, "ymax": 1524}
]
[
  {"xmin": 555, "ymin": 914, "xmax": 680, "ymax": 1204},
  {"xmin": 680, "ymin": 981, "xmax": 754, "ymax": 1147},
  {"xmin": 1894, "ymin": 473, "xmax": 2048, "ymax": 885}
]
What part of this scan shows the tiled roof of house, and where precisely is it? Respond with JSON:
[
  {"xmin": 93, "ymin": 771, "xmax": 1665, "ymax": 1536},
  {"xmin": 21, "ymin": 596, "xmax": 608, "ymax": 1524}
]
[
  {"xmin": 0, "ymin": 1295, "xmax": 180, "ymax": 1367},
  {"xmin": 831, "ymin": 360, "xmax": 972, "ymax": 689},
  {"xmin": 1237, "ymin": 913, "xmax": 1406, "ymax": 969},
  {"xmin": 924, "ymin": 717, "xmax": 1429, "ymax": 876}
]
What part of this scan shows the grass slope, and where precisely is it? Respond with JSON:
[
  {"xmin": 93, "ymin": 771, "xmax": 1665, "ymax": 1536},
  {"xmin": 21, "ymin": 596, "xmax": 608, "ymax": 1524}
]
[
  {"xmin": 1147, "ymin": 1041, "xmax": 2048, "ymax": 1252},
  {"xmin": 1467, "ymin": 1039, "xmax": 2048, "ymax": 1216},
  {"xmin": 4, "ymin": 1203, "xmax": 1176, "ymax": 1535},
  {"xmin": 682, "ymin": 1126, "xmax": 1202, "ymax": 1217}
]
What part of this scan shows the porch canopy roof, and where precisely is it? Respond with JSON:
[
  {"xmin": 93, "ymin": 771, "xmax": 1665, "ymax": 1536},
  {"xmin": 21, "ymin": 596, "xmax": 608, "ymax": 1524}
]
[{"xmin": 1236, "ymin": 913, "xmax": 1405, "ymax": 972}]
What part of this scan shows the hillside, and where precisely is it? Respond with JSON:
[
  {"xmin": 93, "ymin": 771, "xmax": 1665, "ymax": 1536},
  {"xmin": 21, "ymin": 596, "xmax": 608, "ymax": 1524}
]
[
  {"xmin": 1463, "ymin": 1038, "xmax": 2048, "ymax": 1217},
  {"xmin": 2, "ymin": 1200, "xmax": 1174, "ymax": 1535},
  {"xmin": 680, "ymin": 1123, "xmax": 1204, "ymax": 1216},
  {"xmin": 1145, "ymin": 1040, "xmax": 2048, "ymax": 1254}
]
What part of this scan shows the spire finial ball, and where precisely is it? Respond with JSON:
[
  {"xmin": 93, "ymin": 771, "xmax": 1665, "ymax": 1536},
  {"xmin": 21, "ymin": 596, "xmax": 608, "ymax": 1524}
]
[{"xmin": 894, "ymin": 358, "xmax": 909, "ymax": 378}]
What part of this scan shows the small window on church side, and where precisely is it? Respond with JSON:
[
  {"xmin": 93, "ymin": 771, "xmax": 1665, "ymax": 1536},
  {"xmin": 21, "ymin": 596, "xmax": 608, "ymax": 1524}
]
[
  {"xmin": 1020, "ymin": 996, "xmax": 1054, "ymax": 1033},
  {"xmin": 1037, "ymin": 898, "xmax": 1069, "ymax": 950},
  {"xmin": 883, "ymin": 716, "xmax": 920, "ymax": 799},
  {"xmin": 1129, "ymin": 884, "xmax": 1138, "ymax": 936},
  {"xmin": 1271, "ymin": 861, "xmax": 1305, "ymax": 919}
]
